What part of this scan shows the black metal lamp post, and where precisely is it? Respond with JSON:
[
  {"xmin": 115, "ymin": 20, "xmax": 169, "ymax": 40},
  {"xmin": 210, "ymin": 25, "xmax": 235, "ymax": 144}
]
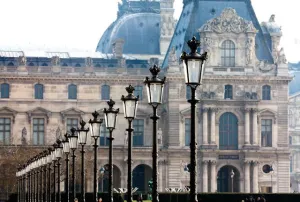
[
  {"xmin": 33, "ymin": 156, "xmax": 38, "ymax": 202},
  {"xmin": 103, "ymin": 99, "xmax": 119, "ymax": 202},
  {"xmin": 89, "ymin": 111, "xmax": 103, "ymax": 202},
  {"xmin": 62, "ymin": 134, "xmax": 71, "ymax": 202},
  {"xmin": 37, "ymin": 154, "xmax": 42, "ymax": 202},
  {"xmin": 180, "ymin": 36, "xmax": 207, "ymax": 202},
  {"xmin": 51, "ymin": 144, "xmax": 58, "ymax": 202},
  {"xmin": 55, "ymin": 139, "xmax": 64, "ymax": 202},
  {"xmin": 42, "ymin": 151, "xmax": 48, "ymax": 202},
  {"xmin": 121, "ymin": 85, "xmax": 139, "ymax": 202},
  {"xmin": 68, "ymin": 128, "xmax": 78, "ymax": 202},
  {"xmin": 76, "ymin": 120, "xmax": 89, "ymax": 202},
  {"xmin": 144, "ymin": 65, "xmax": 166, "ymax": 202},
  {"xmin": 47, "ymin": 149, "xmax": 53, "ymax": 202}
]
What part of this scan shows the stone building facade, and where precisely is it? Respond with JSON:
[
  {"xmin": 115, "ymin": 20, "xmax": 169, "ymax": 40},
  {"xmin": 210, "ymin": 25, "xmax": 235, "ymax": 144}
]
[{"xmin": 0, "ymin": 0, "xmax": 293, "ymax": 195}]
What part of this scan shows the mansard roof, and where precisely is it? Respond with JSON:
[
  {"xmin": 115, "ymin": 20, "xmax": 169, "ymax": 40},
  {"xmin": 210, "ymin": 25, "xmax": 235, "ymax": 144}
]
[{"xmin": 163, "ymin": 0, "xmax": 274, "ymax": 68}]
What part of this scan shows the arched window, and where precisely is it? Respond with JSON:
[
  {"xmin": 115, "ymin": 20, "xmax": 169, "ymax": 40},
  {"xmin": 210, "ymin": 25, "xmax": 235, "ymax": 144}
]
[
  {"xmin": 141, "ymin": 64, "xmax": 147, "ymax": 68},
  {"xmin": 134, "ymin": 86, "xmax": 143, "ymax": 99},
  {"xmin": 0, "ymin": 83, "xmax": 10, "ymax": 98},
  {"xmin": 95, "ymin": 63, "xmax": 101, "ymax": 68},
  {"xmin": 75, "ymin": 63, "xmax": 81, "ymax": 67},
  {"xmin": 34, "ymin": 84, "xmax": 44, "ymax": 99},
  {"xmin": 41, "ymin": 63, "xmax": 48, "ymax": 66},
  {"xmin": 186, "ymin": 86, "xmax": 191, "ymax": 99},
  {"xmin": 62, "ymin": 63, "xmax": 68, "ymax": 67},
  {"xmin": 68, "ymin": 84, "xmax": 77, "ymax": 99},
  {"xmin": 7, "ymin": 62, "xmax": 14, "ymax": 66},
  {"xmin": 224, "ymin": 85, "xmax": 233, "ymax": 99},
  {"xmin": 127, "ymin": 64, "xmax": 134, "ymax": 68},
  {"xmin": 262, "ymin": 85, "xmax": 271, "ymax": 100},
  {"xmin": 219, "ymin": 112, "xmax": 238, "ymax": 150},
  {"xmin": 101, "ymin": 85, "xmax": 110, "ymax": 100},
  {"xmin": 28, "ymin": 62, "xmax": 35, "ymax": 66},
  {"xmin": 108, "ymin": 64, "xmax": 114, "ymax": 68},
  {"xmin": 221, "ymin": 40, "xmax": 235, "ymax": 67}
]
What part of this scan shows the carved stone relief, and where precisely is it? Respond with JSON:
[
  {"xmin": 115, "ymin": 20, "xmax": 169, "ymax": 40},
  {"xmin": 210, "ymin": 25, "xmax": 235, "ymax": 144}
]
[{"xmin": 21, "ymin": 127, "xmax": 27, "ymax": 146}]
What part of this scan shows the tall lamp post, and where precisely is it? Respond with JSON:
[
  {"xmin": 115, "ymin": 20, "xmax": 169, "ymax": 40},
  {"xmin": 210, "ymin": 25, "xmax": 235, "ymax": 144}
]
[
  {"xmin": 144, "ymin": 65, "xmax": 166, "ymax": 202},
  {"xmin": 47, "ymin": 149, "xmax": 53, "ymax": 202},
  {"xmin": 77, "ymin": 120, "xmax": 89, "ymax": 202},
  {"xmin": 42, "ymin": 150, "xmax": 48, "ymax": 202},
  {"xmin": 89, "ymin": 111, "xmax": 103, "ymax": 202},
  {"xmin": 230, "ymin": 170, "xmax": 235, "ymax": 192},
  {"xmin": 68, "ymin": 128, "xmax": 78, "ymax": 202},
  {"xmin": 55, "ymin": 139, "xmax": 64, "ymax": 202},
  {"xmin": 103, "ymin": 99, "xmax": 119, "ymax": 202},
  {"xmin": 51, "ymin": 144, "xmax": 58, "ymax": 202},
  {"xmin": 180, "ymin": 36, "xmax": 207, "ymax": 202},
  {"xmin": 270, "ymin": 166, "xmax": 274, "ymax": 193},
  {"xmin": 62, "ymin": 134, "xmax": 71, "ymax": 202},
  {"xmin": 121, "ymin": 85, "xmax": 139, "ymax": 202}
]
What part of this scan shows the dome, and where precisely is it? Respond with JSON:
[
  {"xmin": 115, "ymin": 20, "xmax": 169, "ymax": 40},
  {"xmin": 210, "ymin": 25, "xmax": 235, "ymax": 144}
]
[{"xmin": 96, "ymin": 0, "xmax": 161, "ymax": 55}]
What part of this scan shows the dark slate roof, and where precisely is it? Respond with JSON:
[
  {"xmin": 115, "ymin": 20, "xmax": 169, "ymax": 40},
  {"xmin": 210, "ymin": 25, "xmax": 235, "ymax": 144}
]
[
  {"xmin": 162, "ymin": 0, "xmax": 274, "ymax": 68},
  {"xmin": 289, "ymin": 63, "xmax": 300, "ymax": 95},
  {"xmin": 96, "ymin": 0, "xmax": 161, "ymax": 55}
]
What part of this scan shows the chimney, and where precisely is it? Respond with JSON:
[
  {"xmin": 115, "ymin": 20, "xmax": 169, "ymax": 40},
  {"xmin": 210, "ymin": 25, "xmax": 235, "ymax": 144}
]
[{"xmin": 112, "ymin": 38, "xmax": 125, "ymax": 58}]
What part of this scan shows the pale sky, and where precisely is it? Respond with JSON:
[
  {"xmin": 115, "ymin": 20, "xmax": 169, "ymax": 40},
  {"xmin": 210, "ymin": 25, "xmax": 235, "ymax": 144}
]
[{"xmin": 0, "ymin": 0, "xmax": 299, "ymax": 62}]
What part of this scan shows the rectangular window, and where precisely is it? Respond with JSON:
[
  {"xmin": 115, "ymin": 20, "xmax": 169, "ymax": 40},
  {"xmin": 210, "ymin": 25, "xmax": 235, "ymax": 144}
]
[
  {"xmin": 185, "ymin": 118, "xmax": 191, "ymax": 146},
  {"xmin": 290, "ymin": 156, "xmax": 293, "ymax": 172},
  {"xmin": 100, "ymin": 123, "xmax": 110, "ymax": 146},
  {"xmin": 0, "ymin": 118, "xmax": 11, "ymax": 145},
  {"xmin": 261, "ymin": 119, "xmax": 272, "ymax": 147},
  {"xmin": 224, "ymin": 85, "xmax": 233, "ymax": 99},
  {"xmin": 66, "ymin": 118, "xmax": 78, "ymax": 133},
  {"xmin": 133, "ymin": 119, "xmax": 144, "ymax": 146},
  {"xmin": 134, "ymin": 86, "xmax": 143, "ymax": 100},
  {"xmin": 33, "ymin": 118, "xmax": 44, "ymax": 145}
]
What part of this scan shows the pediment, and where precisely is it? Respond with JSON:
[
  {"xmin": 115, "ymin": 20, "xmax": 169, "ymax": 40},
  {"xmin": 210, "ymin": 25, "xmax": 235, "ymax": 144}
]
[
  {"xmin": 259, "ymin": 108, "xmax": 277, "ymax": 116},
  {"xmin": 0, "ymin": 107, "xmax": 17, "ymax": 122},
  {"xmin": 199, "ymin": 8, "xmax": 257, "ymax": 34},
  {"xmin": 26, "ymin": 107, "xmax": 51, "ymax": 123},
  {"xmin": 60, "ymin": 108, "xmax": 85, "ymax": 123}
]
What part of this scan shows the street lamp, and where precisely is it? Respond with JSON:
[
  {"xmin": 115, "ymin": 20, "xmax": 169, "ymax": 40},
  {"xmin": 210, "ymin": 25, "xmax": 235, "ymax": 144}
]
[
  {"xmin": 47, "ymin": 148, "xmax": 53, "ymax": 202},
  {"xmin": 180, "ymin": 36, "xmax": 207, "ymax": 202},
  {"xmin": 230, "ymin": 170, "xmax": 235, "ymax": 192},
  {"xmin": 121, "ymin": 85, "xmax": 139, "ymax": 202},
  {"xmin": 52, "ymin": 143, "xmax": 58, "ymax": 202},
  {"xmin": 55, "ymin": 139, "xmax": 64, "ymax": 202},
  {"xmin": 89, "ymin": 111, "xmax": 103, "ymax": 202},
  {"xmin": 103, "ymin": 99, "xmax": 119, "ymax": 202},
  {"xmin": 77, "ymin": 120, "xmax": 89, "ymax": 202},
  {"xmin": 62, "ymin": 133, "xmax": 71, "ymax": 202},
  {"xmin": 68, "ymin": 127, "xmax": 78, "ymax": 202},
  {"xmin": 270, "ymin": 166, "xmax": 274, "ymax": 193},
  {"xmin": 144, "ymin": 65, "xmax": 166, "ymax": 202},
  {"xmin": 42, "ymin": 150, "xmax": 48, "ymax": 202}
]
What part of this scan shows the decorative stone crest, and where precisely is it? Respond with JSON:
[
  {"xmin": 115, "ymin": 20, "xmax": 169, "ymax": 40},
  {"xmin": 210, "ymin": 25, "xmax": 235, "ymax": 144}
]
[
  {"xmin": 18, "ymin": 56, "xmax": 26, "ymax": 66},
  {"xmin": 256, "ymin": 60, "xmax": 275, "ymax": 72},
  {"xmin": 199, "ymin": 8, "xmax": 257, "ymax": 34}
]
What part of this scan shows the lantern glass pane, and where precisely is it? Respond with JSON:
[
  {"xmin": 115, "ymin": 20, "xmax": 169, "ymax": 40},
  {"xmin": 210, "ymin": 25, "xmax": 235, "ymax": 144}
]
[
  {"xmin": 187, "ymin": 59, "xmax": 201, "ymax": 84},
  {"xmin": 124, "ymin": 100, "xmax": 137, "ymax": 118},
  {"xmin": 62, "ymin": 141, "xmax": 70, "ymax": 153},
  {"xmin": 183, "ymin": 60, "xmax": 189, "ymax": 83},
  {"xmin": 149, "ymin": 83, "xmax": 163, "ymax": 104},
  {"xmin": 51, "ymin": 151, "xmax": 56, "ymax": 161},
  {"xmin": 90, "ymin": 122, "xmax": 100, "ymax": 138},
  {"xmin": 78, "ymin": 131, "xmax": 87, "ymax": 144},
  {"xmin": 47, "ymin": 155, "xmax": 52, "ymax": 163},
  {"xmin": 105, "ymin": 113, "xmax": 116, "ymax": 129},
  {"xmin": 55, "ymin": 147, "xmax": 63, "ymax": 158},
  {"xmin": 69, "ymin": 136, "xmax": 78, "ymax": 149}
]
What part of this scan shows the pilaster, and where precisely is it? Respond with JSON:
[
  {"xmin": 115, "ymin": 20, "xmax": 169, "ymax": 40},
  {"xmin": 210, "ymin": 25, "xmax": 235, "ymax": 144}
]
[
  {"xmin": 210, "ymin": 160, "xmax": 217, "ymax": 193},
  {"xmin": 202, "ymin": 160, "xmax": 208, "ymax": 192}
]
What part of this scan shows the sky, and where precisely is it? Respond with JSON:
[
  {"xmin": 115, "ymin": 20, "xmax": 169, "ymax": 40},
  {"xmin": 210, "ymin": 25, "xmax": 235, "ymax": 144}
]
[{"xmin": 0, "ymin": 0, "xmax": 299, "ymax": 62}]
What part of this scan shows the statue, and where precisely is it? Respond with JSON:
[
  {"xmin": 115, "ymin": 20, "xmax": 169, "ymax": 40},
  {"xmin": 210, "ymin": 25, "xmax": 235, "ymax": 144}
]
[
  {"xmin": 21, "ymin": 127, "xmax": 27, "ymax": 145},
  {"xmin": 245, "ymin": 38, "xmax": 253, "ymax": 65},
  {"xmin": 168, "ymin": 47, "xmax": 178, "ymax": 66},
  {"xmin": 51, "ymin": 56, "xmax": 60, "ymax": 66},
  {"xmin": 278, "ymin": 48, "xmax": 287, "ymax": 64},
  {"xmin": 269, "ymin": 14, "xmax": 275, "ymax": 22},
  {"xmin": 18, "ymin": 56, "xmax": 26, "ymax": 66},
  {"xmin": 85, "ymin": 57, "xmax": 93, "ymax": 67}
]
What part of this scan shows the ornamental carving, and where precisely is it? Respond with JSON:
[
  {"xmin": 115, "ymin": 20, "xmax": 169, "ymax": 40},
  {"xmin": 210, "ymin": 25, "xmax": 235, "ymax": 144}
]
[
  {"xmin": 256, "ymin": 60, "xmax": 275, "ymax": 72},
  {"xmin": 199, "ymin": 8, "xmax": 257, "ymax": 34}
]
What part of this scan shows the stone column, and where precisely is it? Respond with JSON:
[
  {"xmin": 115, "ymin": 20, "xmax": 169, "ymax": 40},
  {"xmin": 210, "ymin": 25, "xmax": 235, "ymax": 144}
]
[
  {"xmin": 210, "ymin": 161, "xmax": 217, "ymax": 192},
  {"xmin": 210, "ymin": 108, "xmax": 217, "ymax": 144},
  {"xmin": 202, "ymin": 161, "xmax": 208, "ymax": 192},
  {"xmin": 244, "ymin": 108, "xmax": 251, "ymax": 145},
  {"xmin": 252, "ymin": 161, "xmax": 259, "ymax": 193},
  {"xmin": 252, "ymin": 109, "xmax": 258, "ymax": 145},
  {"xmin": 244, "ymin": 161, "xmax": 251, "ymax": 193},
  {"xmin": 202, "ymin": 108, "xmax": 208, "ymax": 145}
]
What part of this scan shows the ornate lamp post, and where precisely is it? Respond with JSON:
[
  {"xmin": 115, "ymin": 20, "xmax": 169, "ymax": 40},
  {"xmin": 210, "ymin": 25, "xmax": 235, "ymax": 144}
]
[
  {"xmin": 76, "ymin": 120, "xmax": 89, "ymax": 202},
  {"xmin": 103, "ymin": 99, "xmax": 119, "ymax": 202},
  {"xmin": 230, "ymin": 170, "xmax": 235, "ymax": 192},
  {"xmin": 144, "ymin": 65, "xmax": 166, "ymax": 202},
  {"xmin": 121, "ymin": 85, "xmax": 139, "ymax": 202},
  {"xmin": 181, "ymin": 36, "xmax": 207, "ymax": 202},
  {"xmin": 62, "ymin": 134, "xmax": 71, "ymax": 202},
  {"xmin": 89, "ymin": 111, "xmax": 103, "ymax": 202},
  {"xmin": 51, "ymin": 144, "xmax": 58, "ymax": 202},
  {"xmin": 37, "ymin": 154, "xmax": 42, "ymax": 202},
  {"xmin": 47, "ymin": 149, "xmax": 53, "ymax": 202},
  {"xmin": 68, "ymin": 128, "xmax": 78, "ymax": 202},
  {"xmin": 33, "ymin": 157, "xmax": 38, "ymax": 202},
  {"xmin": 42, "ymin": 151, "xmax": 48, "ymax": 202},
  {"xmin": 55, "ymin": 139, "xmax": 64, "ymax": 202}
]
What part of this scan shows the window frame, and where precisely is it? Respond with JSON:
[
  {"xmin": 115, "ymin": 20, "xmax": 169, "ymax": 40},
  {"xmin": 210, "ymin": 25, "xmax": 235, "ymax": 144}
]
[
  {"xmin": 224, "ymin": 85, "xmax": 233, "ymax": 99},
  {"xmin": 261, "ymin": 119, "xmax": 272, "ymax": 147},
  {"xmin": 34, "ymin": 83, "xmax": 44, "ymax": 99},
  {"xmin": 66, "ymin": 118, "xmax": 79, "ymax": 133},
  {"xmin": 0, "ymin": 117, "xmax": 11, "ymax": 145},
  {"xmin": 32, "ymin": 118, "xmax": 45, "ymax": 145},
  {"xmin": 68, "ymin": 84, "xmax": 77, "ymax": 100},
  {"xmin": 262, "ymin": 85, "xmax": 271, "ymax": 100},
  {"xmin": 101, "ymin": 85, "xmax": 110, "ymax": 100},
  {"xmin": 134, "ymin": 86, "xmax": 143, "ymax": 100},
  {"xmin": 0, "ymin": 83, "xmax": 10, "ymax": 98},
  {"xmin": 133, "ymin": 119, "xmax": 144, "ymax": 147},
  {"xmin": 185, "ymin": 118, "xmax": 191, "ymax": 146},
  {"xmin": 100, "ymin": 122, "xmax": 110, "ymax": 146},
  {"xmin": 219, "ymin": 112, "xmax": 238, "ymax": 150},
  {"xmin": 221, "ymin": 40, "xmax": 235, "ymax": 67}
]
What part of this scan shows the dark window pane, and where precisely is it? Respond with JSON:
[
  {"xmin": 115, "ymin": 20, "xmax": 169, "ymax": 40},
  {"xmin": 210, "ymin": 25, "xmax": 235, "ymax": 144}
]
[{"xmin": 101, "ymin": 85, "xmax": 110, "ymax": 100}]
